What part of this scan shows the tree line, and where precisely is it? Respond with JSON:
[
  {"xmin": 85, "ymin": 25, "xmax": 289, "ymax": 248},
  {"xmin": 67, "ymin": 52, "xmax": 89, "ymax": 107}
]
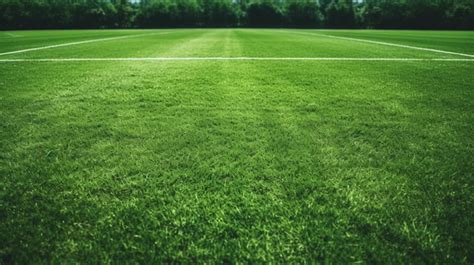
[{"xmin": 1, "ymin": 0, "xmax": 473, "ymax": 30}]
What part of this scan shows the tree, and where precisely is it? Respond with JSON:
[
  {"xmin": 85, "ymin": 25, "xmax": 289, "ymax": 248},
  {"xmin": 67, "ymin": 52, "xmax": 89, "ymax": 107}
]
[
  {"xmin": 200, "ymin": 0, "xmax": 238, "ymax": 27},
  {"xmin": 325, "ymin": 0, "xmax": 356, "ymax": 28},
  {"xmin": 447, "ymin": 1, "xmax": 474, "ymax": 29},
  {"xmin": 405, "ymin": 0, "xmax": 447, "ymax": 29},
  {"xmin": 246, "ymin": 1, "xmax": 284, "ymax": 27},
  {"xmin": 112, "ymin": 0, "xmax": 134, "ymax": 28},
  {"xmin": 1, "ymin": 0, "xmax": 473, "ymax": 29},
  {"xmin": 286, "ymin": 0, "xmax": 322, "ymax": 28}
]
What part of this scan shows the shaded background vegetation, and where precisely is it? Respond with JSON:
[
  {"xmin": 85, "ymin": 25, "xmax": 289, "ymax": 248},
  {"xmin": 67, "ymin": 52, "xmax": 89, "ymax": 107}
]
[{"xmin": 0, "ymin": 0, "xmax": 473, "ymax": 30}]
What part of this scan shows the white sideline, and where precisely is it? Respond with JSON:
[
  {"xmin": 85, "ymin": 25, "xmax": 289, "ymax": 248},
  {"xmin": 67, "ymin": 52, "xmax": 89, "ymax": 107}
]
[
  {"xmin": 4, "ymin": 32, "xmax": 22, "ymax": 38},
  {"xmin": 0, "ymin": 57, "xmax": 473, "ymax": 62},
  {"xmin": 283, "ymin": 31, "xmax": 474, "ymax": 58},
  {"xmin": 0, "ymin": 32, "xmax": 171, "ymax": 56}
]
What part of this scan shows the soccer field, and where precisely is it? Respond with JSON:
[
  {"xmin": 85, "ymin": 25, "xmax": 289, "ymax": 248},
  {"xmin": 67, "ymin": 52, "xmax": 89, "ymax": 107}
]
[{"xmin": 1, "ymin": 29, "xmax": 473, "ymax": 263}]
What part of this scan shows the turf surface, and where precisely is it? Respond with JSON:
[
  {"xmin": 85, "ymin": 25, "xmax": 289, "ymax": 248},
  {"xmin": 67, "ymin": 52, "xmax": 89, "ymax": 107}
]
[{"xmin": 1, "ymin": 29, "xmax": 473, "ymax": 263}]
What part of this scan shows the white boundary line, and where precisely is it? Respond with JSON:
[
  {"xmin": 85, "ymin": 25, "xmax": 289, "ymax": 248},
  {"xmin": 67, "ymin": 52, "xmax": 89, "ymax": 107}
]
[
  {"xmin": 0, "ymin": 32, "xmax": 171, "ymax": 56},
  {"xmin": 0, "ymin": 57, "xmax": 473, "ymax": 62},
  {"xmin": 283, "ymin": 31, "xmax": 474, "ymax": 58},
  {"xmin": 3, "ymin": 32, "xmax": 23, "ymax": 38},
  {"xmin": 3, "ymin": 30, "xmax": 472, "ymax": 60}
]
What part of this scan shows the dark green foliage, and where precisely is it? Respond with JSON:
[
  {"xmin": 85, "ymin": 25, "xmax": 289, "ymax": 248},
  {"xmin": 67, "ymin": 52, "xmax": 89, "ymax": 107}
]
[
  {"xmin": 0, "ymin": 0, "xmax": 473, "ymax": 29},
  {"xmin": 361, "ymin": 0, "xmax": 474, "ymax": 29},
  {"xmin": 246, "ymin": 1, "xmax": 284, "ymax": 27},
  {"xmin": 135, "ymin": 0, "xmax": 201, "ymax": 28},
  {"xmin": 199, "ymin": 0, "xmax": 239, "ymax": 27},
  {"xmin": 325, "ymin": 0, "xmax": 355, "ymax": 28},
  {"xmin": 447, "ymin": 2, "xmax": 474, "ymax": 29},
  {"xmin": 286, "ymin": 0, "xmax": 322, "ymax": 28}
]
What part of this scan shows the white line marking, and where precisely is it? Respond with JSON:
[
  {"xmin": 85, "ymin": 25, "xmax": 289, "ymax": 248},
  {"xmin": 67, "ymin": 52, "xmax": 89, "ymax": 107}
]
[
  {"xmin": 283, "ymin": 31, "xmax": 474, "ymax": 58},
  {"xmin": 0, "ymin": 57, "xmax": 473, "ymax": 62},
  {"xmin": 3, "ymin": 32, "xmax": 22, "ymax": 38},
  {"xmin": 0, "ymin": 32, "xmax": 171, "ymax": 56}
]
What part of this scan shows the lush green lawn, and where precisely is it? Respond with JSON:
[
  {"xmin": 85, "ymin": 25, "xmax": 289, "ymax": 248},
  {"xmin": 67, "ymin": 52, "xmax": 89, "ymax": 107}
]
[{"xmin": 0, "ymin": 29, "xmax": 473, "ymax": 263}]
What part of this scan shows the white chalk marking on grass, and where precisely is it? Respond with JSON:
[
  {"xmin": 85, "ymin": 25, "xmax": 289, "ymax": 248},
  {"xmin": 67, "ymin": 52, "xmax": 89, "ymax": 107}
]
[
  {"xmin": 0, "ymin": 57, "xmax": 473, "ymax": 62},
  {"xmin": 0, "ymin": 32, "xmax": 171, "ymax": 56},
  {"xmin": 283, "ymin": 31, "xmax": 474, "ymax": 58},
  {"xmin": 3, "ymin": 32, "xmax": 23, "ymax": 38}
]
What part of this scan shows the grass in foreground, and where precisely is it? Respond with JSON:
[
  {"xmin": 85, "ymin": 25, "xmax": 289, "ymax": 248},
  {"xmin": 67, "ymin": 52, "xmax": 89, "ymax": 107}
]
[{"xmin": 0, "ymin": 29, "xmax": 473, "ymax": 263}]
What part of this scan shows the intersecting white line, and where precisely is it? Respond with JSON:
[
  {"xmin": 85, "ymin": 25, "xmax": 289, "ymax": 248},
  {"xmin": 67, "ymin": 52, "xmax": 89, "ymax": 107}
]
[
  {"xmin": 0, "ymin": 32, "xmax": 171, "ymax": 56},
  {"xmin": 283, "ymin": 30, "xmax": 474, "ymax": 58},
  {"xmin": 0, "ymin": 57, "xmax": 473, "ymax": 62}
]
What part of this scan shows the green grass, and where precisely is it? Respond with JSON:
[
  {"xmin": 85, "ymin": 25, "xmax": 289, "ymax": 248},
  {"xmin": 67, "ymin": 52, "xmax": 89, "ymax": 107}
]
[{"xmin": 0, "ymin": 29, "xmax": 473, "ymax": 264}]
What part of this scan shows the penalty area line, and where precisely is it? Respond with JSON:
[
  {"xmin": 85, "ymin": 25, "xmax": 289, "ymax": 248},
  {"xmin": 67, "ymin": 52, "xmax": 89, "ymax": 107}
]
[
  {"xmin": 0, "ymin": 57, "xmax": 474, "ymax": 62},
  {"xmin": 0, "ymin": 32, "xmax": 172, "ymax": 56},
  {"xmin": 3, "ymin": 32, "xmax": 23, "ymax": 38},
  {"xmin": 282, "ymin": 30, "xmax": 474, "ymax": 58}
]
